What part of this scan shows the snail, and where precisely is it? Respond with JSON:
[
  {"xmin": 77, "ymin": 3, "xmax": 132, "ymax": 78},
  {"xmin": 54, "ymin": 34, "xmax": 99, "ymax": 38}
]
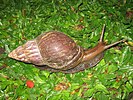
[{"xmin": 8, "ymin": 25, "xmax": 125, "ymax": 73}]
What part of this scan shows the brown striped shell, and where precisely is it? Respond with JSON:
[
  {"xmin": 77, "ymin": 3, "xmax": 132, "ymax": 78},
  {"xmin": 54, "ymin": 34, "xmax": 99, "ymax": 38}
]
[{"xmin": 8, "ymin": 31, "xmax": 84, "ymax": 70}]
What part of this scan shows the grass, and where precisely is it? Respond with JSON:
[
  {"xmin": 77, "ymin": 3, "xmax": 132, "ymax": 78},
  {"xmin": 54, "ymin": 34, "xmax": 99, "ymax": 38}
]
[{"xmin": 0, "ymin": 0, "xmax": 133, "ymax": 100}]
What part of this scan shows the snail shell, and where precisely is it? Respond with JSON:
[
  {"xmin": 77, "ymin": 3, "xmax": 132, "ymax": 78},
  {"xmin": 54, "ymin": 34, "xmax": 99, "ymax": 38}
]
[{"xmin": 9, "ymin": 31, "xmax": 84, "ymax": 70}]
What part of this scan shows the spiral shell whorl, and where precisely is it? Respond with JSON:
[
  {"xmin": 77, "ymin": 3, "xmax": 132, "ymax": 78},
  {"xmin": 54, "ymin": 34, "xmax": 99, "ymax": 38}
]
[
  {"xmin": 36, "ymin": 31, "xmax": 83, "ymax": 70},
  {"xmin": 8, "ymin": 40, "xmax": 44, "ymax": 65}
]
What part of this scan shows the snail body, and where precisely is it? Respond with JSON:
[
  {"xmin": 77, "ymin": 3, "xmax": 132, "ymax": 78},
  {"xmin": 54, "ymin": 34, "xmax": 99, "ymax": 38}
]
[{"xmin": 8, "ymin": 25, "xmax": 125, "ymax": 73}]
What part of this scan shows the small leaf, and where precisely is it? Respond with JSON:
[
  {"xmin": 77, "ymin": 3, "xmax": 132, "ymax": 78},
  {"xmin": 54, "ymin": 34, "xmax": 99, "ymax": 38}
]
[
  {"xmin": 120, "ymin": 47, "xmax": 131, "ymax": 65},
  {"xmin": 115, "ymin": 49, "xmax": 122, "ymax": 54},
  {"xmin": 108, "ymin": 64, "xmax": 118, "ymax": 73},
  {"xmin": 95, "ymin": 92, "xmax": 109, "ymax": 100},
  {"xmin": 125, "ymin": 82, "xmax": 133, "ymax": 92},
  {"xmin": 41, "ymin": 71, "xmax": 50, "ymax": 78},
  {"xmin": 84, "ymin": 88, "xmax": 95, "ymax": 97},
  {"xmin": 128, "ymin": 41, "xmax": 133, "ymax": 46},
  {"xmin": 99, "ymin": 59, "xmax": 106, "ymax": 66},
  {"xmin": 95, "ymin": 84, "xmax": 109, "ymax": 93}
]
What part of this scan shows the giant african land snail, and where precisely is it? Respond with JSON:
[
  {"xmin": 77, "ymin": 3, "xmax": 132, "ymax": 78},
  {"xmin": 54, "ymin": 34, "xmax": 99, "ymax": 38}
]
[{"xmin": 8, "ymin": 25, "xmax": 125, "ymax": 73}]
